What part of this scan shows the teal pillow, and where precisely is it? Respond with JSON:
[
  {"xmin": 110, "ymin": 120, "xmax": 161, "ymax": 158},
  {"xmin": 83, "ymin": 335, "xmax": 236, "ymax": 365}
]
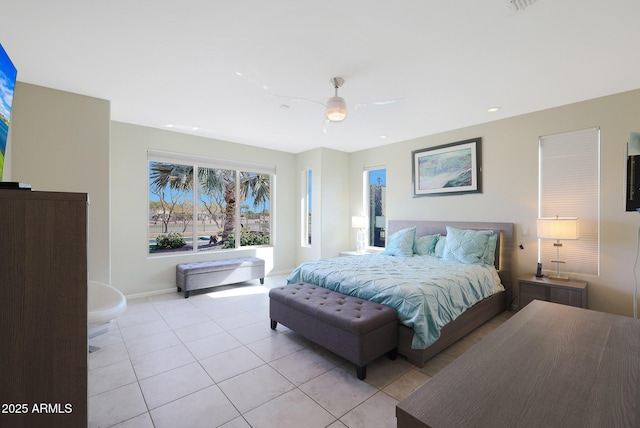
[
  {"xmin": 482, "ymin": 233, "xmax": 498, "ymax": 266},
  {"xmin": 382, "ymin": 227, "xmax": 416, "ymax": 257},
  {"xmin": 413, "ymin": 233, "xmax": 440, "ymax": 256},
  {"xmin": 434, "ymin": 236, "xmax": 446, "ymax": 258},
  {"xmin": 442, "ymin": 226, "xmax": 495, "ymax": 265}
]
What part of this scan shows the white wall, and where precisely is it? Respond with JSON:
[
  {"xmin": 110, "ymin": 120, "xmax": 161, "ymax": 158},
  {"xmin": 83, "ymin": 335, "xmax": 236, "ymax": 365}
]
[
  {"xmin": 110, "ymin": 122, "xmax": 298, "ymax": 297},
  {"xmin": 296, "ymin": 148, "xmax": 323, "ymax": 264},
  {"xmin": 9, "ymin": 80, "xmax": 640, "ymax": 315},
  {"xmin": 10, "ymin": 82, "xmax": 111, "ymax": 284},
  {"xmin": 349, "ymin": 88, "xmax": 640, "ymax": 317},
  {"xmin": 3, "ymin": 125, "xmax": 12, "ymax": 180},
  {"xmin": 318, "ymin": 148, "xmax": 350, "ymax": 258},
  {"xmin": 295, "ymin": 147, "xmax": 350, "ymax": 266}
]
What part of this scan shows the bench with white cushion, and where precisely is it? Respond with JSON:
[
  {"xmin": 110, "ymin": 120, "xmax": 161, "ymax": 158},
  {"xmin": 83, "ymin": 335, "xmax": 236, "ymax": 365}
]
[{"xmin": 176, "ymin": 257, "xmax": 265, "ymax": 298}]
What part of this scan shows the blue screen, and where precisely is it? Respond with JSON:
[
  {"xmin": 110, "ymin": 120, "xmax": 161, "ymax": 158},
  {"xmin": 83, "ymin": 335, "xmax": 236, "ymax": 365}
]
[{"xmin": 0, "ymin": 43, "xmax": 18, "ymax": 180}]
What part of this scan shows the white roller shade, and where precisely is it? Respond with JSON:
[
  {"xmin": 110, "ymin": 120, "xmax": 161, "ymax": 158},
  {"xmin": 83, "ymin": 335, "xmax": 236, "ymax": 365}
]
[
  {"xmin": 148, "ymin": 149, "xmax": 276, "ymax": 175},
  {"xmin": 539, "ymin": 127, "xmax": 600, "ymax": 276}
]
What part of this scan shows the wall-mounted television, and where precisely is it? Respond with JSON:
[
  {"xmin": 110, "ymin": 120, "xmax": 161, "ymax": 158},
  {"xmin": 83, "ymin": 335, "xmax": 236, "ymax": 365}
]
[{"xmin": 0, "ymin": 43, "xmax": 18, "ymax": 181}]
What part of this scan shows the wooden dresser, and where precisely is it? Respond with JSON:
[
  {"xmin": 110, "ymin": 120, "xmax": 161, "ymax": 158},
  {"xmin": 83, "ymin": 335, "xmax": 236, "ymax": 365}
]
[
  {"xmin": 0, "ymin": 190, "xmax": 88, "ymax": 428},
  {"xmin": 396, "ymin": 300, "xmax": 640, "ymax": 428}
]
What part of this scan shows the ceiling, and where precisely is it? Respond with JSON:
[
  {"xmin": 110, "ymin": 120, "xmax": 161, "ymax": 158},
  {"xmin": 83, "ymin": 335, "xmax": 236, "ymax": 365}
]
[{"xmin": 2, "ymin": 0, "xmax": 639, "ymax": 154}]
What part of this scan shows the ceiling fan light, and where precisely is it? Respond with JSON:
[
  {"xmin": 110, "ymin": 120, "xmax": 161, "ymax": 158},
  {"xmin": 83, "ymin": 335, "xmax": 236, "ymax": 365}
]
[{"xmin": 326, "ymin": 96, "xmax": 347, "ymax": 122}]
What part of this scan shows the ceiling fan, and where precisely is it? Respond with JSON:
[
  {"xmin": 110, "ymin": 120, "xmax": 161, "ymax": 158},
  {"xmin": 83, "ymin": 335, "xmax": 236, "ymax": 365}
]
[
  {"xmin": 323, "ymin": 77, "xmax": 406, "ymax": 123},
  {"xmin": 271, "ymin": 77, "xmax": 405, "ymax": 132}
]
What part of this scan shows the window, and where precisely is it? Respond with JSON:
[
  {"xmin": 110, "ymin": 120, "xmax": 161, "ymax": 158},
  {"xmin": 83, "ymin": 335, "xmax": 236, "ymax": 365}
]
[
  {"xmin": 301, "ymin": 169, "xmax": 312, "ymax": 246},
  {"xmin": 539, "ymin": 128, "xmax": 600, "ymax": 275},
  {"xmin": 148, "ymin": 151, "xmax": 273, "ymax": 255},
  {"xmin": 364, "ymin": 167, "xmax": 386, "ymax": 247}
]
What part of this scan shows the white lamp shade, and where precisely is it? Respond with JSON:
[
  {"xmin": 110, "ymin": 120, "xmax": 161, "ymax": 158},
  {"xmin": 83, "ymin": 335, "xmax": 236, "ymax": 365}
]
[
  {"xmin": 351, "ymin": 216, "xmax": 366, "ymax": 229},
  {"xmin": 537, "ymin": 217, "xmax": 579, "ymax": 240},
  {"xmin": 326, "ymin": 96, "xmax": 347, "ymax": 121}
]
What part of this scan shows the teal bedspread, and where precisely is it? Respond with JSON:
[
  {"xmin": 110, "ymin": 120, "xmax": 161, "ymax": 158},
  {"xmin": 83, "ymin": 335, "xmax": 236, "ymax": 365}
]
[{"xmin": 286, "ymin": 254, "xmax": 504, "ymax": 349}]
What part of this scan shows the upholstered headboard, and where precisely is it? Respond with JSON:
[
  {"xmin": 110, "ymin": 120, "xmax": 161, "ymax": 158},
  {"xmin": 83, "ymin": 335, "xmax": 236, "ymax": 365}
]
[{"xmin": 387, "ymin": 220, "xmax": 514, "ymax": 308}]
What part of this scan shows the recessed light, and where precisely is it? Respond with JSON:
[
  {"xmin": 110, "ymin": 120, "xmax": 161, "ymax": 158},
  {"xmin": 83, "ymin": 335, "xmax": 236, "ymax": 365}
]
[
  {"xmin": 487, "ymin": 107, "xmax": 500, "ymax": 113},
  {"xmin": 166, "ymin": 124, "xmax": 174, "ymax": 128},
  {"xmin": 379, "ymin": 135, "xmax": 388, "ymax": 139}
]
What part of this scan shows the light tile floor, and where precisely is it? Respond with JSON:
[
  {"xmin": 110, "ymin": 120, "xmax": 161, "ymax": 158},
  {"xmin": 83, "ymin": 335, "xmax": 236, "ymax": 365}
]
[{"xmin": 88, "ymin": 274, "xmax": 512, "ymax": 428}]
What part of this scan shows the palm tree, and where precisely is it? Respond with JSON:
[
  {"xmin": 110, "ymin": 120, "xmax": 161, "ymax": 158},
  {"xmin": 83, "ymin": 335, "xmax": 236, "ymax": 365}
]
[
  {"xmin": 149, "ymin": 163, "xmax": 194, "ymax": 193},
  {"xmin": 149, "ymin": 163, "xmax": 193, "ymax": 233},
  {"xmin": 149, "ymin": 162, "xmax": 270, "ymax": 245},
  {"xmin": 240, "ymin": 173, "xmax": 270, "ymax": 233},
  {"xmin": 241, "ymin": 173, "xmax": 270, "ymax": 211}
]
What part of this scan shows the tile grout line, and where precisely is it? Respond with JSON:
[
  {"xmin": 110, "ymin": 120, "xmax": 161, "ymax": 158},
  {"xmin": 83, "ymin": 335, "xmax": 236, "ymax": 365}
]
[{"xmin": 91, "ymin": 275, "xmax": 502, "ymax": 428}]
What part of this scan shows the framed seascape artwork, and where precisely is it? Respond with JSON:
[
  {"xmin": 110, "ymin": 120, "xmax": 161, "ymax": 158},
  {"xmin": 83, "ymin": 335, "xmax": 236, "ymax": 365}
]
[{"xmin": 412, "ymin": 137, "xmax": 482, "ymax": 197}]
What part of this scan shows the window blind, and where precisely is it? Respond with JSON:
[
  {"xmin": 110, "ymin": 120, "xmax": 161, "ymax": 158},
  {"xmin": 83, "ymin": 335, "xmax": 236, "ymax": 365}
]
[
  {"xmin": 539, "ymin": 128, "xmax": 600, "ymax": 276},
  {"xmin": 147, "ymin": 149, "xmax": 276, "ymax": 175}
]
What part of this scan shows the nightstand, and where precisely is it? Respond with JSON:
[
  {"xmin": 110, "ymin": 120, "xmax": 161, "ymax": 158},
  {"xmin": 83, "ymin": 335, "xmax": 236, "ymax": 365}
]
[{"xmin": 518, "ymin": 275, "xmax": 588, "ymax": 310}]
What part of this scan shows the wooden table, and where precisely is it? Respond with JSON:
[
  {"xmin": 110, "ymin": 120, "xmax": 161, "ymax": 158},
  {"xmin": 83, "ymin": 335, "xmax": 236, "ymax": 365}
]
[{"xmin": 396, "ymin": 300, "xmax": 640, "ymax": 428}]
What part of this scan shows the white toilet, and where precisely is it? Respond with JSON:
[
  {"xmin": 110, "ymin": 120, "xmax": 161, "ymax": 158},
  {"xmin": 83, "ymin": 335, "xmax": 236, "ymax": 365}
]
[{"xmin": 88, "ymin": 280, "xmax": 127, "ymax": 352}]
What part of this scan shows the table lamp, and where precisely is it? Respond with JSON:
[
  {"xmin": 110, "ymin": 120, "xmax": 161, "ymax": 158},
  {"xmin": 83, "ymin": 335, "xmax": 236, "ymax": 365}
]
[
  {"xmin": 352, "ymin": 216, "xmax": 367, "ymax": 253},
  {"xmin": 537, "ymin": 216, "xmax": 579, "ymax": 280}
]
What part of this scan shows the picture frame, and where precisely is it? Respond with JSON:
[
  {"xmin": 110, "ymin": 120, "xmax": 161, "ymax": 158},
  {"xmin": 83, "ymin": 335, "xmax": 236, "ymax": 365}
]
[{"xmin": 412, "ymin": 137, "xmax": 482, "ymax": 197}]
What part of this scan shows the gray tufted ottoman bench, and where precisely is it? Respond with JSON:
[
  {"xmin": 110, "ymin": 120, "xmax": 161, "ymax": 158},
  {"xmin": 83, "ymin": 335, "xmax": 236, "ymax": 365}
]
[
  {"xmin": 176, "ymin": 257, "xmax": 265, "ymax": 298},
  {"xmin": 269, "ymin": 282, "xmax": 398, "ymax": 380}
]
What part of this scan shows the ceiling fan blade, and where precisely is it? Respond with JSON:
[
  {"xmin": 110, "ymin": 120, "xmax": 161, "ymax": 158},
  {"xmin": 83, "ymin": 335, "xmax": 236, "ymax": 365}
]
[
  {"xmin": 270, "ymin": 93, "xmax": 326, "ymax": 108},
  {"xmin": 322, "ymin": 119, "xmax": 330, "ymax": 134},
  {"xmin": 354, "ymin": 98, "xmax": 406, "ymax": 111},
  {"xmin": 235, "ymin": 70, "xmax": 270, "ymax": 92}
]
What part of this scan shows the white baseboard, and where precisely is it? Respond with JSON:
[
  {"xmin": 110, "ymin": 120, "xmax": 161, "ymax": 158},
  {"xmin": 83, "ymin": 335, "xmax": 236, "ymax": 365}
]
[
  {"xmin": 125, "ymin": 287, "xmax": 176, "ymax": 300},
  {"xmin": 124, "ymin": 270, "xmax": 293, "ymax": 300},
  {"xmin": 268, "ymin": 269, "xmax": 293, "ymax": 277}
]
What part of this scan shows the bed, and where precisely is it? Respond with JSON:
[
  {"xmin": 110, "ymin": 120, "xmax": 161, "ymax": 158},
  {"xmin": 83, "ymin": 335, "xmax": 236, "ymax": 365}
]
[{"xmin": 286, "ymin": 220, "xmax": 514, "ymax": 367}]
